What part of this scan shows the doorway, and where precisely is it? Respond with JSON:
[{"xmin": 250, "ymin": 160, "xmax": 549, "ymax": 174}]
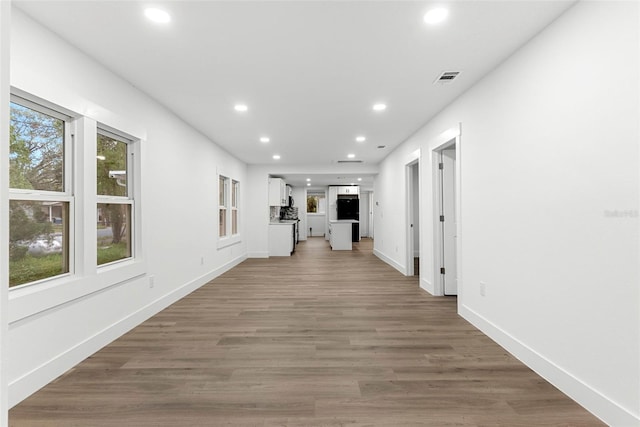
[
  {"xmin": 434, "ymin": 142, "xmax": 458, "ymax": 295},
  {"xmin": 406, "ymin": 160, "xmax": 420, "ymax": 277}
]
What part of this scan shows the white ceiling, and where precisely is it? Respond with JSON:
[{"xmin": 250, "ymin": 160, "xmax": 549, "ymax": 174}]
[{"xmin": 15, "ymin": 0, "xmax": 575, "ymax": 187}]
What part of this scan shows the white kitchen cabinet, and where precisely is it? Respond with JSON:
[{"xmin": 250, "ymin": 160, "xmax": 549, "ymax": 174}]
[
  {"xmin": 269, "ymin": 222, "xmax": 295, "ymax": 256},
  {"xmin": 329, "ymin": 221, "xmax": 352, "ymax": 250},
  {"xmin": 268, "ymin": 178, "xmax": 287, "ymax": 206},
  {"xmin": 337, "ymin": 186, "xmax": 359, "ymax": 196}
]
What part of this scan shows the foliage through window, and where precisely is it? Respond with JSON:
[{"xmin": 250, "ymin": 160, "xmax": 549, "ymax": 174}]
[
  {"xmin": 307, "ymin": 193, "xmax": 326, "ymax": 214},
  {"xmin": 9, "ymin": 99, "xmax": 70, "ymax": 287},
  {"xmin": 97, "ymin": 130, "xmax": 133, "ymax": 265}
]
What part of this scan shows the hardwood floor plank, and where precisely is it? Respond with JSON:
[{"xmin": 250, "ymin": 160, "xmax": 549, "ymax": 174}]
[{"xmin": 9, "ymin": 237, "xmax": 604, "ymax": 426}]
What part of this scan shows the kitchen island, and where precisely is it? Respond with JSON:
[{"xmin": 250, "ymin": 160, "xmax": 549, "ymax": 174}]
[{"xmin": 329, "ymin": 220, "xmax": 359, "ymax": 250}]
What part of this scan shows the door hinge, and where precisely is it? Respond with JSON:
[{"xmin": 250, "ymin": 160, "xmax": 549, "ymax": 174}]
[
  {"xmin": 440, "ymin": 215, "xmax": 445, "ymax": 222},
  {"xmin": 439, "ymin": 163, "xmax": 444, "ymax": 170},
  {"xmin": 440, "ymin": 267, "xmax": 445, "ymax": 274}
]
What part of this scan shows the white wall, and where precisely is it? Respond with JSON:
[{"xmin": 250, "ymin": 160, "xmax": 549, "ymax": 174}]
[
  {"xmin": 0, "ymin": 2, "xmax": 11, "ymax": 425},
  {"xmin": 7, "ymin": 9, "xmax": 248, "ymax": 408},
  {"xmin": 374, "ymin": 2, "xmax": 639, "ymax": 425}
]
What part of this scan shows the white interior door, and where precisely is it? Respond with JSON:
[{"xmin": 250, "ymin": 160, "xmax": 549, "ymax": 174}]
[{"xmin": 441, "ymin": 148, "xmax": 457, "ymax": 295}]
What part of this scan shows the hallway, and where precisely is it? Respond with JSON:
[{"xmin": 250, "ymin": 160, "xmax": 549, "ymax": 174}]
[{"xmin": 9, "ymin": 238, "xmax": 603, "ymax": 426}]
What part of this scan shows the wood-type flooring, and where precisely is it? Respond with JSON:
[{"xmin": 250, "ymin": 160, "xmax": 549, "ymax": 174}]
[{"xmin": 9, "ymin": 237, "xmax": 604, "ymax": 426}]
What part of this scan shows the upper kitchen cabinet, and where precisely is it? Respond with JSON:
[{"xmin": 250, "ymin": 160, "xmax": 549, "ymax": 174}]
[
  {"xmin": 269, "ymin": 177, "xmax": 288, "ymax": 206},
  {"xmin": 337, "ymin": 186, "xmax": 359, "ymax": 196}
]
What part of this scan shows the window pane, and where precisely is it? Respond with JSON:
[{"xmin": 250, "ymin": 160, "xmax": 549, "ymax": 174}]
[
  {"xmin": 97, "ymin": 133, "xmax": 128, "ymax": 197},
  {"xmin": 232, "ymin": 180, "xmax": 238, "ymax": 208},
  {"xmin": 219, "ymin": 176, "xmax": 226, "ymax": 206},
  {"xmin": 219, "ymin": 209, "xmax": 227, "ymax": 237},
  {"xmin": 232, "ymin": 210, "xmax": 238, "ymax": 235},
  {"xmin": 9, "ymin": 200, "xmax": 69, "ymax": 287},
  {"xmin": 10, "ymin": 102, "xmax": 64, "ymax": 192},
  {"xmin": 307, "ymin": 195, "xmax": 318, "ymax": 213},
  {"xmin": 97, "ymin": 203, "xmax": 132, "ymax": 265}
]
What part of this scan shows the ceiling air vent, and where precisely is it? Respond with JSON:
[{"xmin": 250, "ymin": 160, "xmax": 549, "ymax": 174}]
[
  {"xmin": 434, "ymin": 71, "xmax": 461, "ymax": 84},
  {"xmin": 337, "ymin": 160, "xmax": 363, "ymax": 164}
]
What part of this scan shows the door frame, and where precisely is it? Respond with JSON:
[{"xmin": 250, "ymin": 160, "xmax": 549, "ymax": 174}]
[
  {"xmin": 432, "ymin": 134, "xmax": 462, "ymax": 296},
  {"xmin": 405, "ymin": 150, "xmax": 420, "ymax": 277}
]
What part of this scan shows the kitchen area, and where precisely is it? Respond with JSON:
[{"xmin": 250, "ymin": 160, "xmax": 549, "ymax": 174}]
[{"xmin": 269, "ymin": 176, "xmax": 364, "ymax": 256}]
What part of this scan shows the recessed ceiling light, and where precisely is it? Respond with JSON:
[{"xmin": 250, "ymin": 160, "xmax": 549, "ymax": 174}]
[
  {"xmin": 356, "ymin": 136, "xmax": 366, "ymax": 142},
  {"xmin": 307, "ymin": 183, "xmax": 311, "ymax": 186},
  {"xmin": 306, "ymin": 178, "xmax": 311, "ymax": 182},
  {"xmin": 372, "ymin": 103, "xmax": 387, "ymax": 112},
  {"xmin": 260, "ymin": 136, "xmax": 270, "ymax": 143},
  {"xmin": 357, "ymin": 178, "xmax": 362, "ymax": 181},
  {"xmin": 424, "ymin": 7, "xmax": 448, "ymax": 25},
  {"xmin": 347, "ymin": 153, "xmax": 356, "ymax": 159},
  {"xmin": 144, "ymin": 7, "xmax": 171, "ymax": 24},
  {"xmin": 272, "ymin": 154, "xmax": 281, "ymax": 160},
  {"xmin": 234, "ymin": 104, "xmax": 248, "ymax": 112}
]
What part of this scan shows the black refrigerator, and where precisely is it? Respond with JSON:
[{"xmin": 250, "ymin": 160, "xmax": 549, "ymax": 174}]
[{"xmin": 336, "ymin": 198, "xmax": 360, "ymax": 242}]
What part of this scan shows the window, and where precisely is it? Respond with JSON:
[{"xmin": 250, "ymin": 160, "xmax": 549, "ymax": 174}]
[
  {"xmin": 97, "ymin": 130, "xmax": 133, "ymax": 265},
  {"xmin": 219, "ymin": 175, "xmax": 228, "ymax": 238},
  {"xmin": 231, "ymin": 180, "xmax": 239, "ymax": 235},
  {"xmin": 307, "ymin": 193, "xmax": 326, "ymax": 214},
  {"xmin": 218, "ymin": 174, "xmax": 240, "ymax": 247},
  {"xmin": 9, "ymin": 98, "xmax": 71, "ymax": 288}
]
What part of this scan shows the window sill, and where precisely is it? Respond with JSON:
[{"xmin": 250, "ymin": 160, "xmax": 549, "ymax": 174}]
[
  {"xmin": 307, "ymin": 213, "xmax": 326, "ymax": 216},
  {"xmin": 217, "ymin": 235, "xmax": 241, "ymax": 249},
  {"xmin": 9, "ymin": 259, "xmax": 146, "ymax": 323}
]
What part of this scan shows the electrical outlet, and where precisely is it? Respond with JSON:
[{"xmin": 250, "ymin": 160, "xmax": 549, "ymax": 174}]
[
  {"xmin": 479, "ymin": 281, "xmax": 486, "ymax": 297},
  {"xmin": 149, "ymin": 275, "xmax": 155, "ymax": 289}
]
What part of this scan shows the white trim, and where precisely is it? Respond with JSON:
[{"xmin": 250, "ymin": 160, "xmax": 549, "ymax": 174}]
[
  {"xmin": 8, "ymin": 253, "xmax": 247, "ymax": 408},
  {"xmin": 0, "ymin": 2, "xmax": 11, "ymax": 424},
  {"xmin": 373, "ymin": 248, "xmax": 405, "ymax": 275},
  {"xmin": 248, "ymin": 251, "xmax": 269, "ymax": 258},
  {"xmin": 459, "ymin": 304, "xmax": 640, "ymax": 427}
]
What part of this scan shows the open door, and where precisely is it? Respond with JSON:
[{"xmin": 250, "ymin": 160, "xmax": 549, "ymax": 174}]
[{"xmin": 438, "ymin": 147, "xmax": 457, "ymax": 295}]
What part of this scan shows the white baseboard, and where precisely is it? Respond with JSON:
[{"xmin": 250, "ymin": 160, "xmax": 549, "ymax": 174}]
[
  {"xmin": 8, "ymin": 254, "xmax": 247, "ymax": 408},
  {"xmin": 247, "ymin": 251, "xmax": 269, "ymax": 258},
  {"xmin": 420, "ymin": 278, "xmax": 434, "ymax": 295},
  {"xmin": 373, "ymin": 249, "xmax": 405, "ymax": 275},
  {"xmin": 459, "ymin": 304, "xmax": 640, "ymax": 427}
]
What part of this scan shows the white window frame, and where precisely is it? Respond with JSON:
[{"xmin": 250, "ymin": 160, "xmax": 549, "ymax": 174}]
[
  {"xmin": 307, "ymin": 192, "xmax": 326, "ymax": 215},
  {"xmin": 96, "ymin": 127, "xmax": 135, "ymax": 267},
  {"xmin": 8, "ymin": 95, "xmax": 75, "ymax": 289},
  {"xmin": 231, "ymin": 179, "xmax": 239, "ymax": 236},
  {"xmin": 217, "ymin": 173, "xmax": 241, "ymax": 249},
  {"xmin": 8, "ymin": 90, "xmax": 145, "ymax": 324}
]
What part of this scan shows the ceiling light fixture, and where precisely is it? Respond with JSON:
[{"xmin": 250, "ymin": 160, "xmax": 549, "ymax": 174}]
[
  {"xmin": 260, "ymin": 136, "xmax": 270, "ymax": 143},
  {"xmin": 307, "ymin": 183, "xmax": 311, "ymax": 186},
  {"xmin": 347, "ymin": 153, "xmax": 356, "ymax": 159},
  {"xmin": 357, "ymin": 178, "xmax": 362, "ymax": 181},
  {"xmin": 272, "ymin": 154, "xmax": 281, "ymax": 160},
  {"xmin": 234, "ymin": 104, "xmax": 248, "ymax": 112},
  {"xmin": 372, "ymin": 103, "xmax": 387, "ymax": 112},
  {"xmin": 144, "ymin": 7, "xmax": 171, "ymax": 24},
  {"xmin": 356, "ymin": 136, "xmax": 366, "ymax": 142},
  {"xmin": 424, "ymin": 7, "xmax": 449, "ymax": 25},
  {"xmin": 306, "ymin": 178, "xmax": 311, "ymax": 182}
]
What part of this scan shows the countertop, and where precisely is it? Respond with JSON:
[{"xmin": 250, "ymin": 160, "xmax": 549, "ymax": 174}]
[{"xmin": 270, "ymin": 220, "xmax": 298, "ymax": 225}]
